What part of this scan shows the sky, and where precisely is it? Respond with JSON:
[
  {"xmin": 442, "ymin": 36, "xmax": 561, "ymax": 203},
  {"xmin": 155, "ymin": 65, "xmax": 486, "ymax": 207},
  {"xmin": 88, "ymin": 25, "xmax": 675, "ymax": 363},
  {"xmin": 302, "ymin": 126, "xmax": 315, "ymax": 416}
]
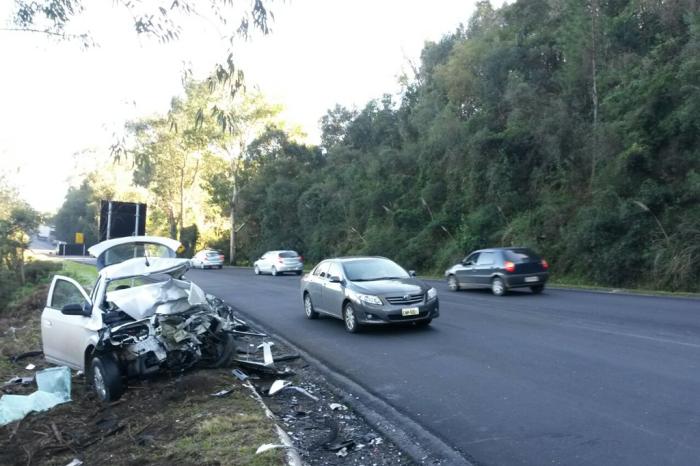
[{"xmin": 0, "ymin": 0, "xmax": 504, "ymax": 213}]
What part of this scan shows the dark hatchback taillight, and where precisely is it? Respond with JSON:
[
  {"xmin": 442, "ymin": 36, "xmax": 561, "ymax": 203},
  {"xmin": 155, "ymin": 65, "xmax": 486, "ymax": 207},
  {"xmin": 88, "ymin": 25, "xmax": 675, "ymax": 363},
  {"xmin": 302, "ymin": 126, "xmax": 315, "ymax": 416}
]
[{"xmin": 504, "ymin": 261, "xmax": 516, "ymax": 273}]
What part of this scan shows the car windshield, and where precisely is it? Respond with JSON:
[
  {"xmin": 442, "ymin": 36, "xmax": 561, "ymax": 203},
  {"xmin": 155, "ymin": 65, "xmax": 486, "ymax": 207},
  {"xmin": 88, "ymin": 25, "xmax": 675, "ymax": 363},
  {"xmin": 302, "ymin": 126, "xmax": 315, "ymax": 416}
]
[
  {"xmin": 279, "ymin": 251, "xmax": 299, "ymax": 258},
  {"xmin": 343, "ymin": 258, "xmax": 409, "ymax": 282},
  {"xmin": 100, "ymin": 243, "xmax": 175, "ymax": 269},
  {"xmin": 205, "ymin": 252, "xmax": 220, "ymax": 257},
  {"xmin": 503, "ymin": 248, "xmax": 540, "ymax": 263}
]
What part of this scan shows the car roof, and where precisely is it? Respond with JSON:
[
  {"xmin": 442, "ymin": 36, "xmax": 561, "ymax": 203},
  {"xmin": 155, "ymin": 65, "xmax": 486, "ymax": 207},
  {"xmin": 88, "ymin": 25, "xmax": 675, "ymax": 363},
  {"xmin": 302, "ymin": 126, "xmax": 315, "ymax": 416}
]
[{"xmin": 472, "ymin": 247, "xmax": 530, "ymax": 252}]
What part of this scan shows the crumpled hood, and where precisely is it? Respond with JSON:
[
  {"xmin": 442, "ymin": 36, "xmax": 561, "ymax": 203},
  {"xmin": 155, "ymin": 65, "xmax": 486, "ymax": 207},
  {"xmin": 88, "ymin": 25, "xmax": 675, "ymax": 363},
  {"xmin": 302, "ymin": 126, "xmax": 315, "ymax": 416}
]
[
  {"xmin": 351, "ymin": 278, "xmax": 426, "ymax": 296},
  {"xmin": 106, "ymin": 278, "xmax": 207, "ymax": 321}
]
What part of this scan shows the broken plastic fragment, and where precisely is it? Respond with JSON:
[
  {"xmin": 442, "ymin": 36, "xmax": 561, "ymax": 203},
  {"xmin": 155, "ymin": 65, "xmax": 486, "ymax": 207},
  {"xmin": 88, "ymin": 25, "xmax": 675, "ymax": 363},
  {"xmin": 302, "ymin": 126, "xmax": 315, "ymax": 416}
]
[
  {"xmin": 329, "ymin": 403, "xmax": 347, "ymax": 411},
  {"xmin": 269, "ymin": 380, "xmax": 292, "ymax": 396},
  {"xmin": 260, "ymin": 341, "xmax": 274, "ymax": 366},
  {"xmin": 210, "ymin": 388, "xmax": 234, "ymax": 397},
  {"xmin": 256, "ymin": 443, "xmax": 287, "ymax": 454},
  {"xmin": 231, "ymin": 369, "xmax": 249, "ymax": 381},
  {"xmin": 64, "ymin": 459, "xmax": 83, "ymax": 466},
  {"xmin": 25, "ymin": 364, "xmax": 36, "ymax": 371},
  {"xmin": 268, "ymin": 380, "xmax": 319, "ymax": 401},
  {"xmin": 336, "ymin": 447, "xmax": 349, "ymax": 457}
]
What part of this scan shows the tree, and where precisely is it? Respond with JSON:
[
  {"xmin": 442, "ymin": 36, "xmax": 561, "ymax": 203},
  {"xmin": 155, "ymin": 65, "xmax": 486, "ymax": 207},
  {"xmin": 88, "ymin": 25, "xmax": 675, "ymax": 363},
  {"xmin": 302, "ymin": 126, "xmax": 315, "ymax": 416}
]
[{"xmin": 0, "ymin": 194, "xmax": 40, "ymax": 285}]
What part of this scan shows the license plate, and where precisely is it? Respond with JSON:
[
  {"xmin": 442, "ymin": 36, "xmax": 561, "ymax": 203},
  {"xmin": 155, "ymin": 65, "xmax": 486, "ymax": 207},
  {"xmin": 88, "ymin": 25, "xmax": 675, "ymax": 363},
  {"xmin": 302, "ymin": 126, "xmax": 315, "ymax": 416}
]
[
  {"xmin": 402, "ymin": 307, "xmax": 419, "ymax": 316},
  {"xmin": 525, "ymin": 276, "xmax": 539, "ymax": 283}
]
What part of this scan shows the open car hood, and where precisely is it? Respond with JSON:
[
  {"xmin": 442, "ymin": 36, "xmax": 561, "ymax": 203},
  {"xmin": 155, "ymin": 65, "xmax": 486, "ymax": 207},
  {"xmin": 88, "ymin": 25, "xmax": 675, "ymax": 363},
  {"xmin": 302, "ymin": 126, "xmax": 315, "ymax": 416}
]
[
  {"xmin": 100, "ymin": 257, "xmax": 190, "ymax": 281},
  {"xmin": 88, "ymin": 236, "xmax": 182, "ymax": 271}
]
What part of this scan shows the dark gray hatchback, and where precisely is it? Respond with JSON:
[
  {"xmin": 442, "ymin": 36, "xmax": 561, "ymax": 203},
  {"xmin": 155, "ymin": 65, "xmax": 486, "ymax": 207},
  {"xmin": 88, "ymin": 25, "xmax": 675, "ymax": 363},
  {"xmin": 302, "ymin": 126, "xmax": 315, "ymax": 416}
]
[
  {"xmin": 444, "ymin": 247, "xmax": 549, "ymax": 296},
  {"xmin": 300, "ymin": 257, "xmax": 439, "ymax": 333}
]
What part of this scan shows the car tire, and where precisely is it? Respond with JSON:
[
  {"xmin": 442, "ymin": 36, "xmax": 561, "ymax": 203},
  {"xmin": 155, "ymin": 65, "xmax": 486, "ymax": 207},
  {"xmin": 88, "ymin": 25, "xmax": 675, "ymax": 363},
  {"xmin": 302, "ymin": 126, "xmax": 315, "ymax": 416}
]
[
  {"xmin": 416, "ymin": 318, "xmax": 432, "ymax": 327},
  {"xmin": 199, "ymin": 332, "xmax": 236, "ymax": 368},
  {"xmin": 272, "ymin": 267, "xmax": 278, "ymax": 276},
  {"xmin": 530, "ymin": 284, "xmax": 544, "ymax": 294},
  {"xmin": 491, "ymin": 277, "xmax": 506, "ymax": 296},
  {"xmin": 343, "ymin": 302, "xmax": 361, "ymax": 333},
  {"xmin": 304, "ymin": 293, "xmax": 319, "ymax": 319},
  {"xmin": 254, "ymin": 265, "xmax": 260, "ymax": 275},
  {"xmin": 447, "ymin": 275, "xmax": 459, "ymax": 291},
  {"xmin": 295, "ymin": 270, "xmax": 302, "ymax": 276},
  {"xmin": 91, "ymin": 355, "xmax": 124, "ymax": 402}
]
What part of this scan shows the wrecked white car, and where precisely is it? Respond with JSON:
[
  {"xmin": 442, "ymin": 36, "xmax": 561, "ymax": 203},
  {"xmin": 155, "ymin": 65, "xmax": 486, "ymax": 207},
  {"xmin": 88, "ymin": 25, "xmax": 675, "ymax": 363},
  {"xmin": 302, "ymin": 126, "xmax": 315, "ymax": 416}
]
[{"xmin": 41, "ymin": 236, "xmax": 236, "ymax": 402}]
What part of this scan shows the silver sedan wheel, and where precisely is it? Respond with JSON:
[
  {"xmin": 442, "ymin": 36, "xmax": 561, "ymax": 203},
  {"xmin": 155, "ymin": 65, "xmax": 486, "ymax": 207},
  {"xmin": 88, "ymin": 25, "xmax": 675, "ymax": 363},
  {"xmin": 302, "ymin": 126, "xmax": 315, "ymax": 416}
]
[
  {"xmin": 344, "ymin": 303, "xmax": 358, "ymax": 333},
  {"xmin": 304, "ymin": 294, "xmax": 316, "ymax": 319},
  {"xmin": 448, "ymin": 275, "xmax": 459, "ymax": 291},
  {"xmin": 272, "ymin": 266, "xmax": 278, "ymax": 276},
  {"xmin": 254, "ymin": 265, "xmax": 260, "ymax": 275}
]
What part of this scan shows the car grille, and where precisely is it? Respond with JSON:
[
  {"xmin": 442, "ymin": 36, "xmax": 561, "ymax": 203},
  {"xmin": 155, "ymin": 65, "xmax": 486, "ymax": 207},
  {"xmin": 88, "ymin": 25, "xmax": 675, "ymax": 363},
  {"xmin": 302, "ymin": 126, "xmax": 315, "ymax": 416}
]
[{"xmin": 385, "ymin": 293, "xmax": 424, "ymax": 305}]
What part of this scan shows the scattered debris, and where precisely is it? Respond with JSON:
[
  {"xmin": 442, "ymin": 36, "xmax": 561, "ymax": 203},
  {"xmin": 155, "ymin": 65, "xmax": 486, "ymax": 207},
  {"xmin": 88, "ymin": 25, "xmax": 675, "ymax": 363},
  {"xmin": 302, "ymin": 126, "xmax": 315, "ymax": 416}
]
[
  {"xmin": 329, "ymin": 403, "xmax": 347, "ymax": 411},
  {"xmin": 327, "ymin": 439, "xmax": 355, "ymax": 452},
  {"xmin": 9, "ymin": 350, "xmax": 43, "ymax": 364},
  {"xmin": 64, "ymin": 459, "xmax": 83, "ymax": 466},
  {"xmin": 2, "ymin": 376, "xmax": 34, "ymax": 387},
  {"xmin": 209, "ymin": 388, "xmax": 235, "ymax": 397},
  {"xmin": 0, "ymin": 366, "xmax": 71, "ymax": 426},
  {"xmin": 231, "ymin": 369, "xmax": 249, "ymax": 381},
  {"xmin": 336, "ymin": 447, "xmax": 349, "ymax": 457},
  {"xmin": 255, "ymin": 443, "xmax": 288, "ymax": 454},
  {"xmin": 259, "ymin": 341, "xmax": 275, "ymax": 366},
  {"xmin": 24, "ymin": 364, "xmax": 35, "ymax": 371},
  {"xmin": 268, "ymin": 379, "xmax": 319, "ymax": 402}
]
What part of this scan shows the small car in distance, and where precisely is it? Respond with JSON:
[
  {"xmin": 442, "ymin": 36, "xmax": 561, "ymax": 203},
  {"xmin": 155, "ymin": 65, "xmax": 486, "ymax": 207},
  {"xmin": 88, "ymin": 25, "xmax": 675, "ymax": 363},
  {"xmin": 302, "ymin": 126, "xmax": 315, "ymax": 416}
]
[
  {"xmin": 254, "ymin": 250, "xmax": 304, "ymax": 276},
  {"xmin": 300, "ymin": 256, "xmax": 439, "ymax": 333},
  {"xmin": 445, "ymin": 247, "xmax": 549, "ymax": 296},
  {"xmin": 191, "ymin": 249, "xmax": 225, "ymax": 269}
]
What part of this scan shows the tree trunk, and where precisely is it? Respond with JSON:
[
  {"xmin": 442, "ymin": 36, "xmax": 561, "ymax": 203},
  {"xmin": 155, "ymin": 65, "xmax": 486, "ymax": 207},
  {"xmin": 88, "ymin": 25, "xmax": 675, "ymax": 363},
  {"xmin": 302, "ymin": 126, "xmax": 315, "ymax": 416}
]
[
  {"xmin": 589, "ymin": 0, "xmax": 599, "ymax": 190},
  {"xmin": 229, "ymin": 170, "xmax": 237, "ymax": 265},
  {"xmin": 179, "ymin": 166, "xmax": 185, "ymax": 238}
]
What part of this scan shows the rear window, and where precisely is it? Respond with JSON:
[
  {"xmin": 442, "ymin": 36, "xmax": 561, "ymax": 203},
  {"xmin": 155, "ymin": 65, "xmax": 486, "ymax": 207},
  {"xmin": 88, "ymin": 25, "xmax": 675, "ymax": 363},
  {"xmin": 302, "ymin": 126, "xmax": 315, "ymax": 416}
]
[
  {"xmin": 279, "ymin": 251, "xmax": 299, "ymax": 258},
  {"xmin": 206, "ymin": 251, "xmax": 221, "ymax": 257},
  {"xmin": 503, "ymin": 248, "xmax": 540, "ymax": 263}
]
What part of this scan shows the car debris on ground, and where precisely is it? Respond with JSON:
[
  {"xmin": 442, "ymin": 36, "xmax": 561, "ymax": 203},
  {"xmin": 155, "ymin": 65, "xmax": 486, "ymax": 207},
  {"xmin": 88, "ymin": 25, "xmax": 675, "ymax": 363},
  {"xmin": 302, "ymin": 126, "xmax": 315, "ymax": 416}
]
[{"xmin": 0, "ymin": 366, "xmax": 71, "ymax": 426}]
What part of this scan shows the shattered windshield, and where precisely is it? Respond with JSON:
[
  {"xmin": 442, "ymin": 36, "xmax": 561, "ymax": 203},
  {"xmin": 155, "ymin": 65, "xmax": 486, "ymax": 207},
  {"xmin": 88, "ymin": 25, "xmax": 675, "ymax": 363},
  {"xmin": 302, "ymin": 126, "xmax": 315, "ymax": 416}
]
[{"xmin": 97, "ymin": 243, "xmax": 176, "ymax": 270}]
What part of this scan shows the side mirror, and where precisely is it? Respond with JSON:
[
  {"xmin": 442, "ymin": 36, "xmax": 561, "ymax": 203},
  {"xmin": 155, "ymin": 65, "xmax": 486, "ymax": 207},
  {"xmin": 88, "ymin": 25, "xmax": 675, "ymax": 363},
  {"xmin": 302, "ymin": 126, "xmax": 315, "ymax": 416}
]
[
  {"xmin": 409, "ymin": 270, "xmax": 417, "ymax": 277},
  {"xmin": 328, "ymin": 275, "xmax": 342, "ymax": 283},
  {"xmin": 462, "ymin": 260, "xmax": 471, "ymax": 266},
  {"xmin": 61, "ymin": 302, "xmax": 91, "ymax": 317}
]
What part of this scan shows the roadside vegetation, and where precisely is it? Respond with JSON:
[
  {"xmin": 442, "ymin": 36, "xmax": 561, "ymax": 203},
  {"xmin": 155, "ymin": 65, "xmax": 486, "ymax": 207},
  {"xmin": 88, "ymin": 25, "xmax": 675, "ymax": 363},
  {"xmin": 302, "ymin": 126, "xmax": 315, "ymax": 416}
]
[{"xmin": 47, "ymin": 0, "xmax": 699, "ymax": 292}]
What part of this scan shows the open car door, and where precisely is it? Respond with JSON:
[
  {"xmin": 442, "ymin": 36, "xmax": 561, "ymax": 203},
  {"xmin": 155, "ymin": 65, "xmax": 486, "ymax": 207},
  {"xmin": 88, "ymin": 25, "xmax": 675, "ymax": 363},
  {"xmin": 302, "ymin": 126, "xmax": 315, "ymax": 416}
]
[{"xmin": 41, "ymin": 275, "xmax": 95, "ymax": 370}]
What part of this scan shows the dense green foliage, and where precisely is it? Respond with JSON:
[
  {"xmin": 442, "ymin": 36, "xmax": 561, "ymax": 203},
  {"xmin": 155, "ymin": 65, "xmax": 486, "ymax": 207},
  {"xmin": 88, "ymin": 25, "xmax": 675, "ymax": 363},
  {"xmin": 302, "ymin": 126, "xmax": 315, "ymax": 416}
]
[
  {"xmin": 228, "ymin": 0, "xmax": 699, "ymax": 291},
  {"xmin": 0, "ymin": 178, "xmax": 46, "ymax": 306}
]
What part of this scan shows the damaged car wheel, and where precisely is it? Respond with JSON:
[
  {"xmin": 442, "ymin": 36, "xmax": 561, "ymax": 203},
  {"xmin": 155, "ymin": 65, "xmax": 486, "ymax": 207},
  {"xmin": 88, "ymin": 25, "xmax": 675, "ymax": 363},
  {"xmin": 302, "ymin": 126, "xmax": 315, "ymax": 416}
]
[
  {"xmin": 199, "ymin": 332, "xmax": 236, "ymax": 368},
  {"xmin": 91, "ymin": 355, "xmax": 124, "ymax": 402}
]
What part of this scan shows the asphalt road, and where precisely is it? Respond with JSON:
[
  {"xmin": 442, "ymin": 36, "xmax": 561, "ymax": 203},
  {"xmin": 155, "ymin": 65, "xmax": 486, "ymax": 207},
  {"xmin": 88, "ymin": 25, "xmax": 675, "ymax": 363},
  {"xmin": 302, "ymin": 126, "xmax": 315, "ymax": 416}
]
[{"xmin": 188, "ymin": 267, "xmax": 700, "ymax": 466}]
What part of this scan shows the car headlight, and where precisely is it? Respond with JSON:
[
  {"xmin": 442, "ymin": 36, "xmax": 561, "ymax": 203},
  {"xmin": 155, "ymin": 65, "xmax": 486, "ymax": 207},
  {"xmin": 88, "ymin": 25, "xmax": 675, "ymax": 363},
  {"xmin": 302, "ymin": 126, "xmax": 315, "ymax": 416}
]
[
  {"xmin": 357, "ymin": 294, "xmax": 383, "ymax": 306},
  {"xmin": 427, "ymin": 287, "xmax": 437, "ymax": 301}
]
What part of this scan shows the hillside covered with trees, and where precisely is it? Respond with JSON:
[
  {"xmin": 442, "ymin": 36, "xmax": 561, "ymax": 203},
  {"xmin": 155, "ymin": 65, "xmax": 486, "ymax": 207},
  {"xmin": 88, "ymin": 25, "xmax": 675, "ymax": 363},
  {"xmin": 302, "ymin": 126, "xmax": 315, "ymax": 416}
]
[{"xmin": 54, "ymin": 0, "xmax": 700, "ymax": 291}]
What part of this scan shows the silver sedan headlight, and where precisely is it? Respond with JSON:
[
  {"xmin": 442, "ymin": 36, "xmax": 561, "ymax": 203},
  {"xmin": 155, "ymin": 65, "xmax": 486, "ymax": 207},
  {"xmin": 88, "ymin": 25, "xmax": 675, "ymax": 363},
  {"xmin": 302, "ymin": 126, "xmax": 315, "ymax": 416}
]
[{"xmin": 427, "ymin": 287, "xmax": 437, "ymax": 301}]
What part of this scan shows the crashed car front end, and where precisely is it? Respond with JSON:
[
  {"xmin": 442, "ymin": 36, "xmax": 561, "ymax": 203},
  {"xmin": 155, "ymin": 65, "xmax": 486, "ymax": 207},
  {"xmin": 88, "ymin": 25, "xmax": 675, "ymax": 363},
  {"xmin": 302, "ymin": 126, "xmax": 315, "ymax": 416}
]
[
  {"xmin": 87, "ymin": 257, "xmax": 237, "ymax": 401},
  {"xmin": 99, "ymin": 276, "xmax": 236, "ymax": 374}
]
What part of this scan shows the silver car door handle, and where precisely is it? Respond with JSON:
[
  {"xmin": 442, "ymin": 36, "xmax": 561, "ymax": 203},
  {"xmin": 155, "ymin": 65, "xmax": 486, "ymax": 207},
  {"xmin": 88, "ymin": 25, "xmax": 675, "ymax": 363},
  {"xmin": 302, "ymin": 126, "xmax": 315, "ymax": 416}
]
[{"xmin": 43, "ymin": 319, "xmax": 52, "ymax": 327}]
